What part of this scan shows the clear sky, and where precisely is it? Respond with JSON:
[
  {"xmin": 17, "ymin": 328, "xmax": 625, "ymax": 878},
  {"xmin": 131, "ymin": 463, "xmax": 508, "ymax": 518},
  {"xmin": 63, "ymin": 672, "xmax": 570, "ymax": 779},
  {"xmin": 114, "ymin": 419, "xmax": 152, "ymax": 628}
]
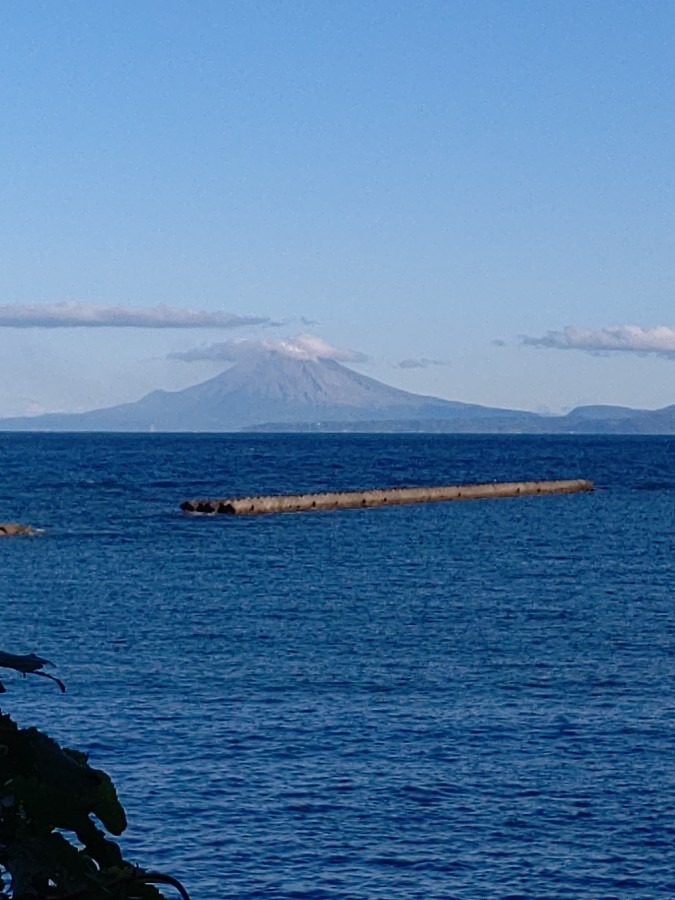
[{"xmin": 1, "ymin": 0, "xmax": 673, "ymax": 417}]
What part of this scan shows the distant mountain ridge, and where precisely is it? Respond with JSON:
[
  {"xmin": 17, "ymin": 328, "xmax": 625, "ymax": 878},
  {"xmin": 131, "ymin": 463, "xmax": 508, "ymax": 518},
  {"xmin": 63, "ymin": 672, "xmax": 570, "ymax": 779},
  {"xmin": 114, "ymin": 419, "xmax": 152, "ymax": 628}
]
[
  {"xmin": 0, "ymin": 353, "xmax": 536, "ymax": 432},
  {"xmin": 0, "ymin": 352, "xmax": 673, "ymax": 433},
  {"xmin": 246, "ymin": 407, "xmax": 675, "ymax": 435}
]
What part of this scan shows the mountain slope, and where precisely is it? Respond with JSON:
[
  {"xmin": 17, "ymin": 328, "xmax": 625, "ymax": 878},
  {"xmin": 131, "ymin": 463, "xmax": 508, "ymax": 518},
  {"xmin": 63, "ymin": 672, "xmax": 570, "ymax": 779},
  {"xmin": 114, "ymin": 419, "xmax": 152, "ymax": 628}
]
[
  {"xmin": 2, "ymin": 352, "xmax": 672, "ymax": 433},
  {"xmin": 0, "ymin": 353, "xmax": 535, "ymax": 432}
]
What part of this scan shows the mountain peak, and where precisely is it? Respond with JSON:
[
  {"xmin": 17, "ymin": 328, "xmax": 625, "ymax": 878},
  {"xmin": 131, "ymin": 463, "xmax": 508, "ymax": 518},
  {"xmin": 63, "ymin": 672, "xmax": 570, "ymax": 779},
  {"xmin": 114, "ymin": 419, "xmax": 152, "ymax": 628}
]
[{"xmin": 0, "ymin": 352, "xmax": 523, "ymax": 431}]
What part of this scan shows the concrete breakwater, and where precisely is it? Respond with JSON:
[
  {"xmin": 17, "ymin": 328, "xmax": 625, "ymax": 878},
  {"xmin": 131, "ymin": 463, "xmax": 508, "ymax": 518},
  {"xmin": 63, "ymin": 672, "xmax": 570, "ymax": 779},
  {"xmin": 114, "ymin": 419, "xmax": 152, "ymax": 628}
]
[{"xmin": 181, "ymin": 478, "xmax": 593, "ymax": 516}]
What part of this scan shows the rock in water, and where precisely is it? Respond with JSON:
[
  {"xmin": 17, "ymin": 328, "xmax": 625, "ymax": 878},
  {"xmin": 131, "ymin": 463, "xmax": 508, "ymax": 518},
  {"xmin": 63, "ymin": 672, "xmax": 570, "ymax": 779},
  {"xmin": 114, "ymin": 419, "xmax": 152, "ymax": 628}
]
[{"xmin": 0, "ymin": 522, "xmax": 34, "ymax": 536}]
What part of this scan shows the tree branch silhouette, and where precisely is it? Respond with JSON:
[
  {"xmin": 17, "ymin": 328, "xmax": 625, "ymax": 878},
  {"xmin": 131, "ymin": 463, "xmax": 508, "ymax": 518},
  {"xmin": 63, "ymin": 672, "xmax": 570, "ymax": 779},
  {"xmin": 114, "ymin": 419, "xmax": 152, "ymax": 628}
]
[
  {"xmin": 0, "ymin": 651, "xmax": 66, "ymax": 693},
  {"xmin": 0, "ymin": 652, "xmax": 191, "ymax": 899}
]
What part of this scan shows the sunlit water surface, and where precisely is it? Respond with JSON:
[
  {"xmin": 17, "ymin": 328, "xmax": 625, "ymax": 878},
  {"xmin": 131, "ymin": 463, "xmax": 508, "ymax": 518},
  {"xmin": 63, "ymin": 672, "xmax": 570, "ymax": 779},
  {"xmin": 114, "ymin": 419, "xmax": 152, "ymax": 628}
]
[{"xmin": 2, "ymin": 434, "xmax": 675, "ymax": 898}]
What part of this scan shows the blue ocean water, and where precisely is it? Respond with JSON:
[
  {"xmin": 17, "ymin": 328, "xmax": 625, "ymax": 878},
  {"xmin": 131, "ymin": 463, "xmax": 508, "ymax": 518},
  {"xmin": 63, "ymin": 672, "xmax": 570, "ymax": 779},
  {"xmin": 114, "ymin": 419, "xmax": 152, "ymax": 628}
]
[{"xmin": 2, "ymin": 433, "xmax": 675, "ymax": 899}]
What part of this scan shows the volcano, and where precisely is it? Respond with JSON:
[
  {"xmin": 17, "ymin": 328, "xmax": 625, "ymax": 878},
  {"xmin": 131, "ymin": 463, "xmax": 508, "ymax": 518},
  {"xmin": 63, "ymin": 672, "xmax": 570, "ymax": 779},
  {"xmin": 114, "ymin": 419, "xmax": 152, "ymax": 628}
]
[{"xmin": 0, "ymin": 351, "xmax": 532, "ymax": 432}]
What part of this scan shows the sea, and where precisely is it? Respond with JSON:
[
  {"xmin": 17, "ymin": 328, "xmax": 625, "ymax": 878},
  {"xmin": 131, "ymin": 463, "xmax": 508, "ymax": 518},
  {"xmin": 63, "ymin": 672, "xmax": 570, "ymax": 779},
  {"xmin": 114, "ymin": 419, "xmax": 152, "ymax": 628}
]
[{"xmin": 1, "ymin": 433, "xmax": 675, "ymax": 899}]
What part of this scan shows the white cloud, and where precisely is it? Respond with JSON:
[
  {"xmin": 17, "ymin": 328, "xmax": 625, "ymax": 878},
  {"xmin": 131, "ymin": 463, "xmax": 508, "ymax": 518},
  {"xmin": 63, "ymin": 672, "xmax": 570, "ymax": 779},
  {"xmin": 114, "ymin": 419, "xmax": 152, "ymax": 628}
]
[
  {"xmin": 170, "ymin": 334, "xmax": 367, "ymax": 364},
  {"xmin": 0, "ymin": 301, "xmax": 270, "ymax": 329},
  {"xmin": 522, "ymin": 325, "xmax": 675, "ymax": 358}
]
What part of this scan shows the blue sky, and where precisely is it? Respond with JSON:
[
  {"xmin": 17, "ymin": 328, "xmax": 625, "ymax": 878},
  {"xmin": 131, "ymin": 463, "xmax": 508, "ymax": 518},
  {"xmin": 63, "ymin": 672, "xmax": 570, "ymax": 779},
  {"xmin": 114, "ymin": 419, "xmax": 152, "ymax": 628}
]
[{"xmin": 1, "ymin": 0, "xmax": 673, "ymax": 416}]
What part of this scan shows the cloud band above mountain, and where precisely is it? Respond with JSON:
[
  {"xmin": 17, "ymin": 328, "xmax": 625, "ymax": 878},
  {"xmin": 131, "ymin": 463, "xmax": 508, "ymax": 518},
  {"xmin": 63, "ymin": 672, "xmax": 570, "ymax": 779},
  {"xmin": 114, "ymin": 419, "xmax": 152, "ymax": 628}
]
[
  {"xmin": 0, "ymin": 302, "xmax": 270, "ymax": 329},
  {"xmin": 170, "ymin": 334, "xmax": 367, "ymax": 364},
  {"xmin": 522, "ymin": 325, "xmax": 675, "ymax": 358}
]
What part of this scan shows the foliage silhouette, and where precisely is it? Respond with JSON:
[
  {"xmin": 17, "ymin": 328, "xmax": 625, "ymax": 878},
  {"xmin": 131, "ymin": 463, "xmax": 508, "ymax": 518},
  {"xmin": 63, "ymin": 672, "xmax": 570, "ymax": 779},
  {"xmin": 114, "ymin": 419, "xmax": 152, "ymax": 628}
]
[{"xmin": 0, "ymin": 653, "xmax": 190, "ymax": 900}]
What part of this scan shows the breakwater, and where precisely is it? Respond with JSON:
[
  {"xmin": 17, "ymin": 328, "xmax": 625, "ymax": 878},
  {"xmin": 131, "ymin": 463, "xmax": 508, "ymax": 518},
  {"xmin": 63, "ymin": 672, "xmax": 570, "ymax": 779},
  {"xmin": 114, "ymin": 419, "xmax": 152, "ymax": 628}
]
[{"xmin": 181, "ymin": 478, "xmax": 593, "ymax": 515}]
